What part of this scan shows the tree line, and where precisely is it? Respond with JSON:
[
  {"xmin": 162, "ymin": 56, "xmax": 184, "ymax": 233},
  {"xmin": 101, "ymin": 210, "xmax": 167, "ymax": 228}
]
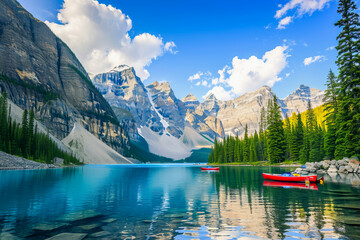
[
  {"xmin": 0, "ymin": 93, "xmax": 81, "ymax": 165},
  {"xmin": 209, "ymin": 0, "xmax": 360, "ymax": 164}
]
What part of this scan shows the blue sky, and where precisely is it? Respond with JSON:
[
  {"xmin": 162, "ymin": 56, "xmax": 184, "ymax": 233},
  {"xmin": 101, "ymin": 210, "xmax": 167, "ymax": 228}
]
[{"xmin": 18, "ymin": 0, "xmax": 342, "ymax": 100}]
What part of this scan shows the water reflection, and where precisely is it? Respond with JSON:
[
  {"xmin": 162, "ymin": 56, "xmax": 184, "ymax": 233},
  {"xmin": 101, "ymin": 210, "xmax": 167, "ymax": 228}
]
[{"xmin": 0, "ymin": 165, "xmax": 358, "ymax": 239}]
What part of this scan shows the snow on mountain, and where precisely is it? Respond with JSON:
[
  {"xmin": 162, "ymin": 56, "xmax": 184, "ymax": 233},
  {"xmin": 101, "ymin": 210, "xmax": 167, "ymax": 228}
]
[{"xmin": 62, "ymin": 123, "xmax": 136, "ymax": 164}]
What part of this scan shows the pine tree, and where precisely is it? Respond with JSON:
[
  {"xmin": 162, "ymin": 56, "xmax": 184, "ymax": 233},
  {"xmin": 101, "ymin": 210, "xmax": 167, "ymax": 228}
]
[
  {"xmin": 323, "ymin": 70, "xmax": 339, "ymax": 159},
  {"xmin": 284, "ymin": 115, "xmax": 292, "ymax": 160},
  {"xmin": 253, "ymin": 131, "xmax": 260, "ymax": 162},
  {"xmin": 259, "ymin": 107, "xmax": 267, "ymax": 161},
  {"xmin": 334, "ymin": 0, "xmax": 360, "ymax": 157},
  {"xmin": 306, "ymin": 102, "xmax": 321, "ymax": 162},
  {"xmin": 243, "ymin": 125, "xmax": 250, "ymax": 162},
  {"xmin": 266, "ymin": 96, "xmax": 286, "ymax": 163},
  {"xmin": 21, "ymin": 109, "xmax": 28, "ymax": 156}
]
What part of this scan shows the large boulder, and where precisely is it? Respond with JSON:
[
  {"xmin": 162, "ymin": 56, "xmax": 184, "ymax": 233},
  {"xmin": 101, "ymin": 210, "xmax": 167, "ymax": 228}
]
[
  {"xmin": 345, "ymin": 165, "xmax": 354, "ymax": 173},
  {"xmin": 338, "ymin": 166, "xmax": 347, "ymax": 174},
  {"xmin": 331, "ymin": 160, "xmax": 336, "ymax": 165},
  {"xmin": 322, "ymin": 162, "xmax": 330, "ymax": 170},
  {"xmin": 324, "ymin": 160, "xmax": 331, "ymax": 165},
  {"xmin": 306, "ymin": 162, "xmax": 314, "ymax": 168},
  {"xmin": 349, "ymin": 159, "xmax": 359, "ymax": 170},
  {"xmin": 327, "ymin": 165, "xmax": 338, "ymax": 173},
  {"xmin": 314, "ymin": 162, "xmax": 321, "ymax": 169}
]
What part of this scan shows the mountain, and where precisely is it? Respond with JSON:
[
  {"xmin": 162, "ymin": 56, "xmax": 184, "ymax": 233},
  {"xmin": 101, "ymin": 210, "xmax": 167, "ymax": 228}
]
[
  {"xmin": 92, "ymin": 64, "xmax": 324, "ymax": 159},
  {"xmin": 0, "ymin": 0, "xmax": 129, "ymax": 156},
  {"xmin": 200, "ymin": 85, "xmax": 325, "ymax": 137},
  {"xmin": 280, "ymin": 84, "xmax": 325, "ymax": 117},
  {"xmin": 92, "ymin": 68, "xmax": 217, "ymax": 160}
]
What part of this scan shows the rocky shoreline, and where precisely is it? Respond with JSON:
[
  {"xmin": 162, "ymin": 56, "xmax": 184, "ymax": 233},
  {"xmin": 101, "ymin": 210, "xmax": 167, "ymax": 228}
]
[
  {"xmin": 294, "ymin": 157, "xmax": 360, "ymax": 175},
  {"xmin": 0, "ymin": 151, "xmax": 58, "ymax": 170}
]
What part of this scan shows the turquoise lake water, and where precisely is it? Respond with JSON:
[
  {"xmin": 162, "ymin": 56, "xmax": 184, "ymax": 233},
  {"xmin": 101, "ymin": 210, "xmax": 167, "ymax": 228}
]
[{"xmin": 0, "ymin": 164, "xmax": 360, "ymax": 239}]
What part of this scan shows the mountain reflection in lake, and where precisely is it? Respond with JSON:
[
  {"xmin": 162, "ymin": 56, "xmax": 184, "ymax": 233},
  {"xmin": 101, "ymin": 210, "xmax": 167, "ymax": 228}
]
[{"xmin": 0, "ymin": 165, "xmax": 359, "ymax": 239}]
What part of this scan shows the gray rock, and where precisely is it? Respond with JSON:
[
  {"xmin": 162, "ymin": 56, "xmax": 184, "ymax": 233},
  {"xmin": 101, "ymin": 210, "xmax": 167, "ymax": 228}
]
[
  {"xmin": 324, "ymin": 160, "xmax": 331, "ymax": 164},
  {"xmin": 349, "ymin": 159, "xmax": 359, "ymax": 170},
  {"xmin": 338, "ymin": 166, "xmax": 347, "ymax": 173},
  {"xmin": 345, "ymin": 165, "xmax": 354, "ymax": 173},
  {"xmin": 314, "ymin": 162, "xmax": 321, "ymax": 169},
  {"xmin": 306, "ymin": 162, "xmax": 314, "ymax": 168},
  {"xmin": 308, "ymin": 167, "xmax": 317, "ymax": 173},
  {"xmin": 316, "ymin": 170, "xmax": 326, "ymax": 174},
  {"xmin": 0, "ymin": 232, "xmax": 23, "ymax": 240},
  {"xmin": 78, "ymin": 223, "xmax": 102, "ymax": 230},
  {"xmin": 90, "ymin": 231, "xmax": 111, "ymax": 238},
  {"xmin": 328, "ymin": 165, "xmax": 338, "ymax": 173},
  {"xmin": 331, "ymin": 160, "xmax": 336, "ymax": 165},
  {"xmin": 301, "ymin": 170, "xmax": 309, "ymax": 175},
  {"xmin": 322, "ymin": 162, "xmax": 330, "ymax": 170},
  {"xmin": 294, "ymin": 168, "xmax": 302, "ymax": 174},
  {"xmin": 53, "ymin": 158, "xmax": 64, "ymax": 166},
  {"xmin": 45, "ymin": 233, "xmax": 86, "ymax": 240},
  {"xmin": 0, "ymin": 151, "xmax": 57, "ymax": 170},
  {"xmin": 33, "ymin": 222, "xmax": 69, "ymax": 231}
]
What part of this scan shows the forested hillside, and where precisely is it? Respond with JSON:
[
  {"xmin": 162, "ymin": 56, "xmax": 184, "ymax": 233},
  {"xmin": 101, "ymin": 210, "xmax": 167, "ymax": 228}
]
[
  {"xmin": 209, "ymin": 0, "xmax": 360, "ymax": 164},
  {"xmin": 0, "ymin": 93, "xmax": 81, "ymax": 165}
]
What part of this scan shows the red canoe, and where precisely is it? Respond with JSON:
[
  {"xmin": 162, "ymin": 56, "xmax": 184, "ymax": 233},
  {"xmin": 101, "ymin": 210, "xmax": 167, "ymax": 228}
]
[
  {"xmin": 201, "ymin": 167, "xmax": 219, "ymax": 171},
  {"xmin": 262, "ymin": 173, "xmax": 321, "ymax": 183},
  {"xmin": 263, "ymin": 180, "xmax": 318, "ymax": 190}
]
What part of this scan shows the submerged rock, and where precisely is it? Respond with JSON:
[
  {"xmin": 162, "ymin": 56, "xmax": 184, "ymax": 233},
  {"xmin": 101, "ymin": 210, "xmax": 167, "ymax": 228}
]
[
  {"xmin": 45, "ymin": 233, "xmax": 87, "ymax": 240},
  {"xmin": 0, "ymin": 232, "xmax": 23, "ymax": 240},
  {"xmin": 90, "ymin": 231, "xmax": 111, "ymax": 238},
  {"xmin": 33, "ymin": 222, "xmax": 69, "ymax": 231},
  {"xmin": 57, "ymin": 210, "xmax": 101, "ymax": 222}
]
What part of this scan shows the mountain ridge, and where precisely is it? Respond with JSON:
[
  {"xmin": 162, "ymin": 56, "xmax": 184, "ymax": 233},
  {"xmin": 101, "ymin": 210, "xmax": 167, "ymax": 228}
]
[{"xmin": 92, "ymin": 66, "xmax": 324, "ymax": 160}]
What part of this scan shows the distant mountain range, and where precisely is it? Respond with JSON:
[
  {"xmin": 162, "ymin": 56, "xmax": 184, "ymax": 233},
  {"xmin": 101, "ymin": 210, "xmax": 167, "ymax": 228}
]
[
  {"xmin": 91, "ymin": 66, "xmax": 325, "ymax": 159},
  {"xmin": 0, "ymin": 0, "xmax": 325, "ymax": 163}
]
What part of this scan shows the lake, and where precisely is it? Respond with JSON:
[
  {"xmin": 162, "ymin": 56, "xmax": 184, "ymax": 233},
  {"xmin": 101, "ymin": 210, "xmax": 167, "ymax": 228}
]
[{"xmin": 0, "ymin": 164, "xmax": 359, "ymax": 239}]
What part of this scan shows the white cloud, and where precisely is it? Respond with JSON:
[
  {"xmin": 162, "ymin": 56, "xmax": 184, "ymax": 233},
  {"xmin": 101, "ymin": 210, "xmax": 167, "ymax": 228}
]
[
  {"xmin": 45, "ymin": 0, "xmax": 175, "ymax": 80},
  {"xmin": 204, "ymin": 86, "xmax": 234, "ymax": 101},
  {"xmin": 201, "ymin": 80, "xmax": 208, "ymax": 87},
  {"xmin": 188, "ymin": 72, "xmax": 203, "ymax": 82},
  {"xmin": 277, "ymin": 16, "xmax": 293, "ymax": 29},
  {"xmin": 326, "ymin": 46, "xmax": 335, "ymax": 51},
  {"xmin": 303, "ymin": 55, "xmax": 326, "ymax": 65},
  {"xmin": 195, "ymin": 82, "xmax": 201, "ymax": 86},
  {"xmin": 208, "ymin": 46, "xmax": 289, "ymax": 99},
  {"xmin": 275, "ymin": 0, "xmax": 332, "ymax": 29},
  {"xmin": 286, "ymin": 73, "xmax": 291, "ymax": 78}
]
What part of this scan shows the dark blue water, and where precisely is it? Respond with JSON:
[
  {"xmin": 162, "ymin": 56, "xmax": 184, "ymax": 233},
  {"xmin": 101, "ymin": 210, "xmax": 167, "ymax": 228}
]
[{"xmin": 0, "ymin": 165, "xmax": 359, "ymax": 239}]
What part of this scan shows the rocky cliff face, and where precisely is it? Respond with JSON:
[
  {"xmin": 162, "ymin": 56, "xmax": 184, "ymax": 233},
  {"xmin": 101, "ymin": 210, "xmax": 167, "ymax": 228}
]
[
  {"xmin": 92, "ymin": 69, "xmax": 217, "ymax": 159},
  {"xmin": 198, "ymin": 85, "xmax": 324, "ymax": 137},
  {"xmin": 92, "ymin": 65, "xmax": 162, "ymax": 140},
  {"xmin": 280, "ymin": 84, "xmax": 325, "ymax": 117},
  {"xmin": 146, "ymin": 81, "xmax": 186, "ymax": 138},
  {"xmin": 0, "ymin": 0, "xmax": 129, "ymax": 153},
  {"xmin": 182, "ymin": 94, "xmax": 225, "ymax": 139}
]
